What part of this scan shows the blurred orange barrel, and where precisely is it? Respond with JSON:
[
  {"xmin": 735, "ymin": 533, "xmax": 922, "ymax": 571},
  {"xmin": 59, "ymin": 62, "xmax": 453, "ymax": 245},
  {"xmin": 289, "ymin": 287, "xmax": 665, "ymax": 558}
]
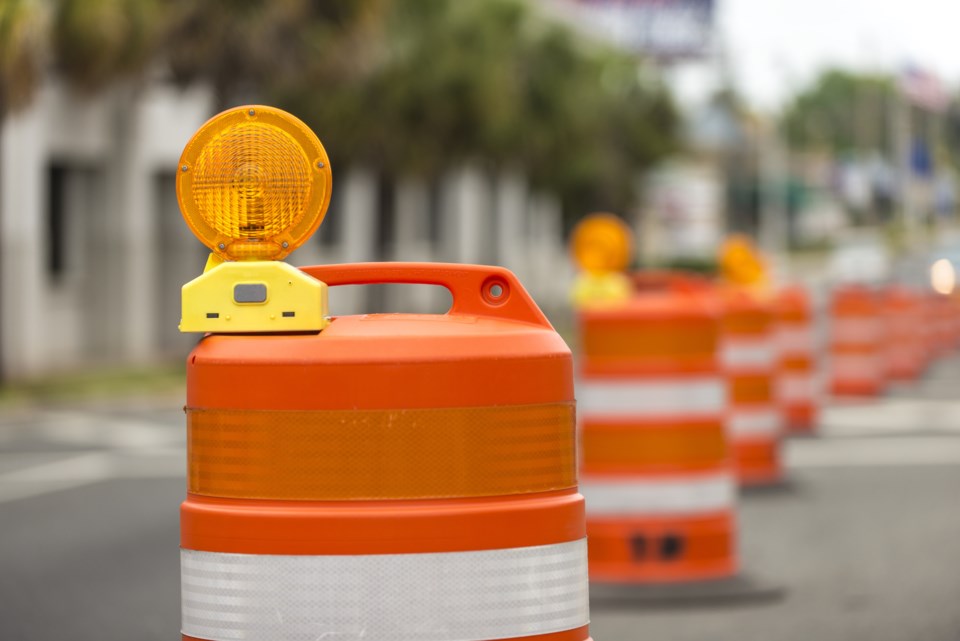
[
  {"xmin": 951, "ymin": 294, "xmax": 960, "ymax": 350},
  {"xmin": 883, "ymin": 286, "xmax": 925, "ymax": 381},
  {"xmin": 180, "ymin": 263, "xmax": 592, "ymax": 641},
  {"xmin": 720, "ymin": 290, "xmax": 785, "ymax": 486},
  {"xmin": 577, "ymin": 283, "xmax": 738, "ymax": 584},
  {"xmin": 829, "ymin": 285, "xmax": 885, "ymax": 396},
  {"xmin": 917, "ymin": 293, "xmax": 938, "ymax": 367},
  {"xmin": 935, "ymin": 294, "xmax": 960, "ymax": 353},
  {"xmin": 774, "ymin": 285, "xmax": 819, "ymax": 434}
]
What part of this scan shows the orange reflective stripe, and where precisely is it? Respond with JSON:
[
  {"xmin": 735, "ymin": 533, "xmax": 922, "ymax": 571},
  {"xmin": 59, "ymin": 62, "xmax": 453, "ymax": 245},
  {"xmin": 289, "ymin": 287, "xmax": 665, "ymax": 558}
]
[
  {"xmin": 781, "ymin": 355, "xmax": 813, "ymax": 371},
  {"xmin": 730, "ymin": 374, "xmax": 773, "ymax": 403},
  {"xmin": 582, "ymin": 323, "xmax": 717, "ymax": 361},
  {"xmin": 723, "ymin": 312, "xmax": 771, "ymax": 334},
  {"xmin": 187, "ymin": 403, "xmax": 576, "ymax": 500},
  {"xmin": 580, "ymin": 420, "xmax": 727, "ymax": 474},
  {"xmin": 777, "ymin": 308, "xmax": 809, "ymax": 322}
]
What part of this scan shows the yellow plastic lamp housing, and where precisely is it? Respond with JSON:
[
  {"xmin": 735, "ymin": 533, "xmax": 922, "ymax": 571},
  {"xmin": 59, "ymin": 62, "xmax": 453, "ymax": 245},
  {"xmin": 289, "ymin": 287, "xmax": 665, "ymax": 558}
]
[
  {"xmin": 176, "ymin": 105, "xmax": 332, "ymax": 261},
  {"xmin": 570, "ymin": 271, "xmax": 631, "ymax": 308},
  {"xmin": 570, "ymin": 213, "xmax": 634, "ymax": 275}
]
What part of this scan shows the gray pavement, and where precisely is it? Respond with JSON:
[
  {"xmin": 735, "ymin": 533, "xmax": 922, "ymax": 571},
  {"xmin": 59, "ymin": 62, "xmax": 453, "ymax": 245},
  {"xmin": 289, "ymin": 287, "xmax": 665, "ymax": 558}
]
[{"xmin": 1, "ymin": 361, "xmax": 960, "ymax": 641}]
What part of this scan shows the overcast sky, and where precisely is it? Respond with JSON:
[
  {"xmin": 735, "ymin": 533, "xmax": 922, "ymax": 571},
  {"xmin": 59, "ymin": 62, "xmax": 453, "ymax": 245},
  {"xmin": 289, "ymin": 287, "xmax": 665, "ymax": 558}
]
[{"xmin": 678, "ymin": 0, "xmax": 960, "ymax": 110}]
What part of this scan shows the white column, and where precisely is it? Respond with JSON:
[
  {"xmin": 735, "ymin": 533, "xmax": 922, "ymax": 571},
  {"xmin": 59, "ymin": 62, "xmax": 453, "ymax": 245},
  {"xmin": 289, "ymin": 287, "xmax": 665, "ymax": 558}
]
[
  {"xmin": 392, "ymin": 176, "xmax": 431, "ymax": 261},
  {"xmin": 0, "ymin": 105, "xmax": 46, "ymax": 379},
  {"xmin": 331, "ymin": 165, "xmax": 378, "ymax": 314},
  {"xmin": 494, "ymin": 167, "xmax": 528, "ymax": 278},
  {"xmin": 389, "ymin": 176, "xmax": 445, "ymax": 312},
  {"xmin": 114, "ymin": 87, "xmax": 158, "ymax": 363},
  {"xmin": 440, "ymin": 163, "xmax": 492, "ymax": 265},
  {"xmin": 527, "ymin": 192, "xmax": 570, "ymax": 317}
]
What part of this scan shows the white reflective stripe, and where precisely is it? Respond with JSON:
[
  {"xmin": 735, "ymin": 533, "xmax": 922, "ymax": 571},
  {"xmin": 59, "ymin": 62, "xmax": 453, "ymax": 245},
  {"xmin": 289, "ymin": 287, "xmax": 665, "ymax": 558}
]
[
  {"xmin": 777, "ymin": 325, "xmax": 815, "ymax": 355},
  {"xmin": 577, "ymin": 378, "xmax": 724, "ymax": 417},
  {"xmin": 831, "ymin": 354, "xmax": 884, "ymax": 380},
  {"xmin": 580, "ymin": 472, "xmax": 735, "ymax": 516},
  {"xmin": 721, "ymin": 338, "xmax": 776, "ymax": 368},
  {"xmin": 728, "ymin": 407, "xmax": 783, "ymax": 437},
  {"xmin": 832, "ymin": 319, "xmax": 882, "ymax": 345},
  {"xmin": 779, "ymin": 373, "xmax": 817, "ymax": 402},
  {"xmin": 181, "ymin": 540, "xmax": 589, "ymax": 641}
]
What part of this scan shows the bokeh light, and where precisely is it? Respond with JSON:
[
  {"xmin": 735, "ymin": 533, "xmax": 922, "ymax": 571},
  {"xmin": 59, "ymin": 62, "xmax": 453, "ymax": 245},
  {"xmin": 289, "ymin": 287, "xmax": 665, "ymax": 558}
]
[{"xmin": 930, "ymin": 258, "xmax": 955, "ymax": 294}]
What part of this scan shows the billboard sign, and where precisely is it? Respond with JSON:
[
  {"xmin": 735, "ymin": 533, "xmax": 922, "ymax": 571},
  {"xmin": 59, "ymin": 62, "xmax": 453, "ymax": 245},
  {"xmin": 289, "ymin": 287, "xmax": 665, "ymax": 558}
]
[{"xmin": 566, "ymin": 0, "xmax": 715, "ymax": 60}]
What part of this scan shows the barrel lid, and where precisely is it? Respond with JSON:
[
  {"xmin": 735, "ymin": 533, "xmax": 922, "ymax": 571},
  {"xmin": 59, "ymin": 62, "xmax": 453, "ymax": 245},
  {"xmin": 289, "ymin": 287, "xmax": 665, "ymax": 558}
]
[{"xmin": 188, "ymin": 263, "xmax": 573, "ymax": 410}]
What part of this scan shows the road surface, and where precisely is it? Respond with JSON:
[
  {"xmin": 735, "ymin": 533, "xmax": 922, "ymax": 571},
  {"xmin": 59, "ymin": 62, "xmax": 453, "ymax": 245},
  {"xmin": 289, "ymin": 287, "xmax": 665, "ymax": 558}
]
[{"xmin": 2, "ymin": 360, "xmax": 960, "ymax": 641}]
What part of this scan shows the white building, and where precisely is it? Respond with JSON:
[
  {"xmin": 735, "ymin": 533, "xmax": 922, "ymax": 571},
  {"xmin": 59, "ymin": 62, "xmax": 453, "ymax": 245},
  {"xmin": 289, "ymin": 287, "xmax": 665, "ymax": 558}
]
[{"xmin": 0, "ymin": 78, "xmax": 571, "ymax": 381}]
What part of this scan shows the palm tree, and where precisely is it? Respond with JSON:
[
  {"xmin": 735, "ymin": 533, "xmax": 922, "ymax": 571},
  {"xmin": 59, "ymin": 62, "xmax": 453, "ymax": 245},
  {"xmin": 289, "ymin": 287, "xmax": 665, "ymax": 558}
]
[
  {"xmin": 51, "ymin": 0, "xmax": 165, "ymax": 94},
  {"xmin": 0, "ymin": 0, "xmax": 46, "ymax": 114},
  {"xmin": 163, "ymin": 0, "xmax": 385, "ymax": 108}
]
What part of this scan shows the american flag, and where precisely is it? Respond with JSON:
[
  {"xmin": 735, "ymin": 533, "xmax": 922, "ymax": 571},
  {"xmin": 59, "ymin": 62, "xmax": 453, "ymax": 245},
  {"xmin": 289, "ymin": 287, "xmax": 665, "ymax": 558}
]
[{"xmin": 899, "ymin": 65, "xmax": 949, "ymax": 113}]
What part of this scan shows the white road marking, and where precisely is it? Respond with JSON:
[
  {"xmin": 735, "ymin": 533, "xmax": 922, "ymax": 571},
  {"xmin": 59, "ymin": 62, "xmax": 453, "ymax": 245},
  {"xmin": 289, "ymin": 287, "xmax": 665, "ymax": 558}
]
[
  {"xmin": 34, "ymin": 410, "xmax": 184, "ymax": 449},
  {"xmin": 0, "ymin": 450, "xmax": 184, "ymax": 504},
  {"xmin": 821, "ymin": 399, "xmax": 960, "ymax": 436},
  {"xmin": 0, "ymin": 409, "xmax": 185, "ymax": 504},
  {"xmin": 787, "ymin": 436, "xmax": 960, "ymax": 468}
]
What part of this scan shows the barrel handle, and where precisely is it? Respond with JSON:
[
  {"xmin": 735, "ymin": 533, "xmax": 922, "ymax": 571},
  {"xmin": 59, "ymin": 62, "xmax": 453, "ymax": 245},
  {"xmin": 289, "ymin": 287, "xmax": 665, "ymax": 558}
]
[{"xmin": 299, "ymin": 262, "xmax": 554, "ymax": 329}]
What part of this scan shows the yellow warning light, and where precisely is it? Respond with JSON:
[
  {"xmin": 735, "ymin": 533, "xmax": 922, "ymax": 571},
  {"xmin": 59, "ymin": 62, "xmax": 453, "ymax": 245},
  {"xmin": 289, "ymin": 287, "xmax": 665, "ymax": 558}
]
[
  {"xmin": 719, "ymin": 234, "xmax": 768, "ymax": 288},
  {"xmin": 570, "ymin": 213, "xmax": 634, "ymax": 275},
  {"xmin": 177, "ymin": 105, "xmax": 332, "ymax": 261},
  {"xmin": 177, "ymin": 105, "xmax": 332, "ymax": 334}
]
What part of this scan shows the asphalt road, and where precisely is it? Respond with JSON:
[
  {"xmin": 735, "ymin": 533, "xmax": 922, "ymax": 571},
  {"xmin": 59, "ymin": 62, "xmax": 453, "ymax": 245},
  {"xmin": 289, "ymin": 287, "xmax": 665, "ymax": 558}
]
[{"xmin": 1, "ymin": 361, "xmax": 960, "ymax": 641}]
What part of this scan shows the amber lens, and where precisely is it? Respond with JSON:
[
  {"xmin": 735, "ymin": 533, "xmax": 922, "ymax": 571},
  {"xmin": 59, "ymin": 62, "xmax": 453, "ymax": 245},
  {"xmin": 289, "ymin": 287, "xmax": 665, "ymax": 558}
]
[
  {"xmin": 194, "ymin": 121, "xmax": 308, "ymax": 239},
  {"xmin": 719, "ymin": 235, "xmax": 765, "ymax": 286},
  {"xmin": 571, "ymin": 213, "xmax": 633, "ymax": 274},
  {"xmin": 177, "ymin": 106, "xmax": 331, "ymax": 260}
]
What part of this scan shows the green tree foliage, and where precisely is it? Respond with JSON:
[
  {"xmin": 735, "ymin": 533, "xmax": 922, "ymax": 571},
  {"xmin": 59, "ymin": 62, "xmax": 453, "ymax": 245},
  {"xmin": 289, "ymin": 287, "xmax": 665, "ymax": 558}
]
[
  {"xmin": 2, "ymin": 0, "xmax": 680, "ymax": 216},
  {"xmin": 276, "ymin": 0, "xmax": 678, "ymax": 214},
  {"xmin": 781, "ymin": 69, "xmax": 895, "ymax": 155},
  {"xmin": 52, "ymin": 0, "xmax": 163, "ymax": 92},
  {"xmin": 0, "ymin": 0, "xmax": 47, "ymax": 114}
]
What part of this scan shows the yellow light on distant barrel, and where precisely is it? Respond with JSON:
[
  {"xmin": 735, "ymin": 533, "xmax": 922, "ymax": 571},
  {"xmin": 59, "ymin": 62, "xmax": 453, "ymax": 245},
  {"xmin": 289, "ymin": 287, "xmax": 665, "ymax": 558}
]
[
  {"xmin": 931, "ymin": 258, "xmax": 955, "ymax": 295},
  {"xmin": 176, "ymin": 105, "xmax": 332, "ymax": 261},
  {"xmin": 570, "ymin": 213, "xmax": 634, "ymax": 275},
  {"xmin": 719, "ymin": 234, "xmax": 767, "ymax": 287}
]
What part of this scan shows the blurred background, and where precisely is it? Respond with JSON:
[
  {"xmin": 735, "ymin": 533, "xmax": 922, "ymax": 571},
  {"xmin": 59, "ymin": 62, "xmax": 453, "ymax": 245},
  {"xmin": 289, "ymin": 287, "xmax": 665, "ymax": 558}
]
[
  {"xmin": 1, "ymin": 1, "xmax": 960, "ymax": 640},
  {"xmin": 3, "ymin": 0, "xmax": 960, "ymax": 382}
]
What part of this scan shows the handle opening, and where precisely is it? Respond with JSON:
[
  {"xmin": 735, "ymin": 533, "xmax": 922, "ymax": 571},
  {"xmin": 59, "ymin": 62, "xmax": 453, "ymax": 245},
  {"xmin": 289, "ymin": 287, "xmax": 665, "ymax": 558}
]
[
  {"xmin": 328, "ymin": 283, "xmax": 453, "ymax": 316},
  {"xmin": 299, "ymin": 262, "xmax": 553, "ymax": 328}
]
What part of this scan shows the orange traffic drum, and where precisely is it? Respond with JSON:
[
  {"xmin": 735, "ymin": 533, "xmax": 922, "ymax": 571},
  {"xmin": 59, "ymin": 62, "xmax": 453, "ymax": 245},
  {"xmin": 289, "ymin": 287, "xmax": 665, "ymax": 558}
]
[
  {"xmin": 181, "ymin": 263, "xmax": 592, "ymax": 641},
  {"xmin": 720, "ymin": 289, "xmax": 785, "ymax": 486},
  {"xmin": 934, "ymin": 293, "xmax": 960, "ymax": 354},
  {"xmin": 577, "ymin": 282, "xmax": 739, "ymax": 584},
  {"xmin": 774, "ymin": 285, "xmax": 820, "ymax": 434},
  {"xmin": 882, "ymin": 286, "xmax": 925, "ymax": 381},
  {"xmin": 829, "ymin": 285, "xmax": 885, "ymax": 396}
]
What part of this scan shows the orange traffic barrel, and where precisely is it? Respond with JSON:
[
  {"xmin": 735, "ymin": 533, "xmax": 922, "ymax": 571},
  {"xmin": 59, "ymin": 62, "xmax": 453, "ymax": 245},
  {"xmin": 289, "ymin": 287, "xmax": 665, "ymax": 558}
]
[
  {"xmin": 883, "ymin": 286, "xmax": 925, "ymax": 381},
  {"xmin": 576, "ymin": 281, "xmax": 738, "ymax": 584},
  {"xmin": 950, "ymin": 294, "xmax": 960, "ymax": 350},
  {"xmin": 720, "ymin": 289, "xmax": 785, "ymax": 486},
  {"xmin": 181, "ymin": 263, "xmax": 592, "ymax": 641},
  {"xmin": 916, "ymin": 293, "xmax": 938, "ymax": 368},
  {"xmin": 829, "ymin": 285, "xmax": 885, "ymax": 396},
  {"xmin": 924, "ymin": 292, "xmax": 952, "ymax": 363},
  {"xmin": 935, "ymin": 294, "xmax": 959, "ymax": 353},
  {"xmin": 774, "ymin": 285, "xmax": 820, "ymax": 435}
]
